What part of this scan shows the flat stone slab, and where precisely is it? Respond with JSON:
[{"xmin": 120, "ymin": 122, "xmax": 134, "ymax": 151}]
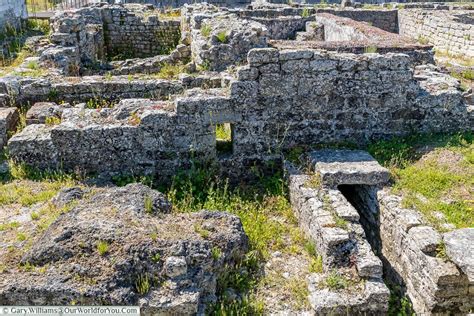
[
  {"xmin": 444, "ymin": 228, "xmax": 474, "ymax": 284},
  {"xmin": 308, "ymin": 149, "xmax": 390, "ymax": 187}
]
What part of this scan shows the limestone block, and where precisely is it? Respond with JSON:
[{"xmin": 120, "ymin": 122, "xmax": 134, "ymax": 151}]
[
  {"xmin": 444, "ymin": 228, "xmax": 474, "ymax": 284},
  {"xmin": 247, "ymin": 48, "xmax": 279, "ymax": 66},
  {"xmin": 26, "ymin": 102, "xmax": 69, "ymax": 125},
  {"xmin": 0, "ymin": 107, "xmax": 19, "ymax": 149},
  {"xmin": 308, "ymin": 149, "xmax": 390, "ymax": 187}
]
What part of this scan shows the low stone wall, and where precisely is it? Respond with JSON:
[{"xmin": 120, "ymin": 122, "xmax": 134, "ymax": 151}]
[
  {"xmin": 114, "ymin": 0, "xmax": 250, "ymax": 8},
  {"xmin": 317, "ymin": 8, "xmax": 399, "ymax": 33},
  {"xmin": 285, "ymin": 148, "xmax": 474, "ymax": 315},
  {"xmin": 398, "ymin": 9, "xmax": 474, "ymax": 58},
  {"xmin": 290, "ymin": 13, "xmax": 433, "ymax": 64},
  {"xmin": 44, "ymin": 4, "xmax": 182, "ymax": 75},
  {"xmin": 244, "ymin": 16, "xmax": 310, "ymax": 40},
  {"xmin": 0, "ymin": 76, "xmax": 184, "ymax": 106},
  {"xmin": 7, "ymin": 48, "xmax": 472, "ymax": 178},
  {"xmin": 376, "ymin": 189, "xmax": 473, "ymax": 314},
  {"xmin": 182, "ymin": 4, "xmax": 268, "ymax": 71},
  {"xmin": 285, "ymin": 150, "xmax": 393, "ymax": 314}
]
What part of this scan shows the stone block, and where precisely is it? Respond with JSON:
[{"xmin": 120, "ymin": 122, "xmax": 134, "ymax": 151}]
[
  {"xmin": 444, "ymin": 228, "xmax": 474, "ymax": 284},
  {"xmin": 26, "ymin": 102, "xmax": 68, "ymax": 125},
  {"xmin": 308, "ymin": 149, "xmax": 390, "ymax": 187},
  {"xmin": 0, "ymin": 107, "xmax": 19, "ymax": 149},
  {"xmin": 247, "ymin": 48, "xmax": 279, "ymax": 66}
]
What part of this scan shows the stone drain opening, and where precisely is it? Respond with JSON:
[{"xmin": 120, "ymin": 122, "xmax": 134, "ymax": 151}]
[
  {"xmin": 337, "ymin": 184, "xmax": 382, "ymax": 254},
  {"xmin": 338, "ymin": 184, "xmax": 409, "ymax": 300}
]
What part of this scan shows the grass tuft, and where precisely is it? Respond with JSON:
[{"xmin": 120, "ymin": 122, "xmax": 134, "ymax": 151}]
[{"xmin": 96, "ymin": 241, "xmax": 109, "ymax": 256}]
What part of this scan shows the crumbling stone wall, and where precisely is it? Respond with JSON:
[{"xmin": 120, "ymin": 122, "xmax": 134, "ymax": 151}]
[
  {"xmin": 244, "ymin": 16, "xmax": 310, "ymax": 40},
  {"xmin": 182, "ymin": 4, "xmax": 268, "ymax": 71},
  {"xmin": 317, "ymin": 8, "xmax": 399, "ymax": 33},
  {"xmin": 376, "ymin": 189, "xmax": 473, "ymax": 314},
  {"xmin": 0, "ymin": 76, "xmax": 184, "ymax": 106},
  {"xmin": 44, "ymin": 4, "xmax": 181, "ymax": 75},
  {"xmin": 102, "ymin": 6, "xmax": 181, "ymax": 59},
  {"xmin": 115, "ymin": 0, "xmax": 251, "ymax": 8},
  {"xmin": 296, "ymin": 13, "xmax": 433, "ymax": 64},
  {"xmin": 398, "ymin": 9, "xmax": 474, "ymax": 58},
  {"xmin": 8, "ymin": 48, "xmax": 472, "ymax": 178}
]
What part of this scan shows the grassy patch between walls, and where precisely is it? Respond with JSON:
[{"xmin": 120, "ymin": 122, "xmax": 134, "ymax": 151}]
[{"xmin": 368, "ymin": 132, "xmax": 473, "ymax": 231}]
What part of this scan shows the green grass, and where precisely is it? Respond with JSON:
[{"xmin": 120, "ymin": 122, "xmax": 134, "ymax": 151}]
[
  {"xmin": 301, "ymin": 7, "xmax": 311, "ymax": 18},
  {"xmin": 152, "ymin": 63, "xmax": 186, "ymax": 80},
  {"xmin": 364, "ymin": 46, "xmax": 378, "ymax": 54},
  {"xmin": 144, "ymin": 195, "xmax": 153, "ymax": 213},
  {"xmin": 135, "ymin": 274, "xmax": 150, "ymax": 295},
  {"xmin": 309, "ymin": 255, "xmax": 323, "ymax": 273},
  {"xmin": 0, "ymin": 19, "xmax": 50, "ymax": 69},
  {"xmin": 0, "ymin": 160, "xmax": 76, "ymax": 207},
  {"xmin": 96, "ymin": 241, "xmax": 109, "ymax": 256},
  {"xmin": 45, "ymin": 116, "xmax": 61, "ymax": 126},
  {"xmin": 216, "ymin": 31, "xmax": 228, "ymax": 44},
  {"xmin": 324, "ymin": 270, "xmax": 348, "ymax": 290},
  {"xmin": 85, "ymin": 98, "xmax": 115, "ymax": 109},
  {"xmin": 163, "ymin": 163, "xmax": 307, "ymax": 313},
  {"xmin": 201, "ymin": 24, "xmax": 212, "ymax": 38},
  {"xmin": 368, "ymin": 132, "xmax": 474, "ymax": 231},
  {"xmin": 211, "ymin": 247, "xmax": 222, "ymax": 260},
  {"xmin": 216, "ymin": 124, "xmax": 232, "ymax": 141}
]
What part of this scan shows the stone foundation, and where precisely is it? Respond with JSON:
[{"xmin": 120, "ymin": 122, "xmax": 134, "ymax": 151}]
[
  {"xmin": 286, "ymin": 149, "xmax": 474, "ymax": 315},
  {"xmin": 43, "ymin": 4, "xmax": 182, "ymax": 75},
  {"xmin": 6, "ymin": 47, "xmax": 472, "ymax": 178},
  {"xmin": 399, "ymin": 9, "xmax": 474, "ymax": 58},
  {"xmin": 373, "ymin": 190, "xmax": 473, "ymax": 314}
]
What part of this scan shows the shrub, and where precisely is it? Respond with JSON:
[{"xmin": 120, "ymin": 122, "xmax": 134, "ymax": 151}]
[
  {"xmin": 155, "ymin": 63, "xmax": 185, "ymax": 80},
  {"xmin": 211, "ymin": 247, "xmax": 222, "ymax": 260},
  {"xmin": 324, "ymin": 270, "xmax": 348, "ymax": 290},
  {"xmin": 26, "ymin": 60, "xmax": 39, "ymax": 70},
  {"xmin": 309, "ymin": 255, "xmax": 323, "ymax": 273},
  {"xmin": 301, "ymin": 7, "xmax": 311, "ymax": 18},
  {"xmin": 45, "ymin": 116, "xmax": 61, "ymax": 126},
  {"xmin": 216, "ymin": 31, "xmax": 228, "ymax": 44},
  {"xmin": 144, "ymin": 195, "xmax": 153, "ymax": 213},
  {"xmin": 201, "ymin": 24, "xmax": 212, "ymax": 38},
  {"xmin": 151, "ymin": 253, "xmax": 161, "ymax": 263}
]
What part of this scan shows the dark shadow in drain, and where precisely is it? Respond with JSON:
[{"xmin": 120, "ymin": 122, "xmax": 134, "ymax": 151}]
[{"xmin": 338, "ymin": 184, "xmax": 412, "ymax": 313}]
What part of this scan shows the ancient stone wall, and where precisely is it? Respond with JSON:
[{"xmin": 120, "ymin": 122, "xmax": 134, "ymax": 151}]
[
  {"xmin": 0, "ymin": 0, "xmax": 26, "ymax": 30},
  {"xmin": 102, "ymin": 6, "xmax": 181, "ymax": 59},
  {"xmin": 243, "ymin": 16, "xmax": 309, "ymax": 40},
  {"xmin": 285, "ymin": 148, "xmax": 474, "ymax": 314},
  {"xmin": 318, "ymin": 9, "xmax": 399, "ymax": 33},
  {"xmin": 398, "ymin": 9, "xmax": 474, "ymax": 58},
  {"xmin": 376, "ymin": 189, "xmax": 473, "ymax": 314},
  {"xmin": 115, "ymin": 0, "xmax": 251, "ymax": 8},
  {"xmin": 182, "ymin": 4, "xmax": 268, "ymax": 71},
  {"xmin": 45, "ymin": 4, "xmax": 181, "ymax": 75},
  {"xmin": 8, "ymin": 48, "xmax": 472, "ymax": 178}
]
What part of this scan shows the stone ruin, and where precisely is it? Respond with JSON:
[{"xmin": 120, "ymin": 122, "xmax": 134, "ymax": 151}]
[{"xmin": 0, "ymin": 1, "xmax": 473, "ymax": 314}]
